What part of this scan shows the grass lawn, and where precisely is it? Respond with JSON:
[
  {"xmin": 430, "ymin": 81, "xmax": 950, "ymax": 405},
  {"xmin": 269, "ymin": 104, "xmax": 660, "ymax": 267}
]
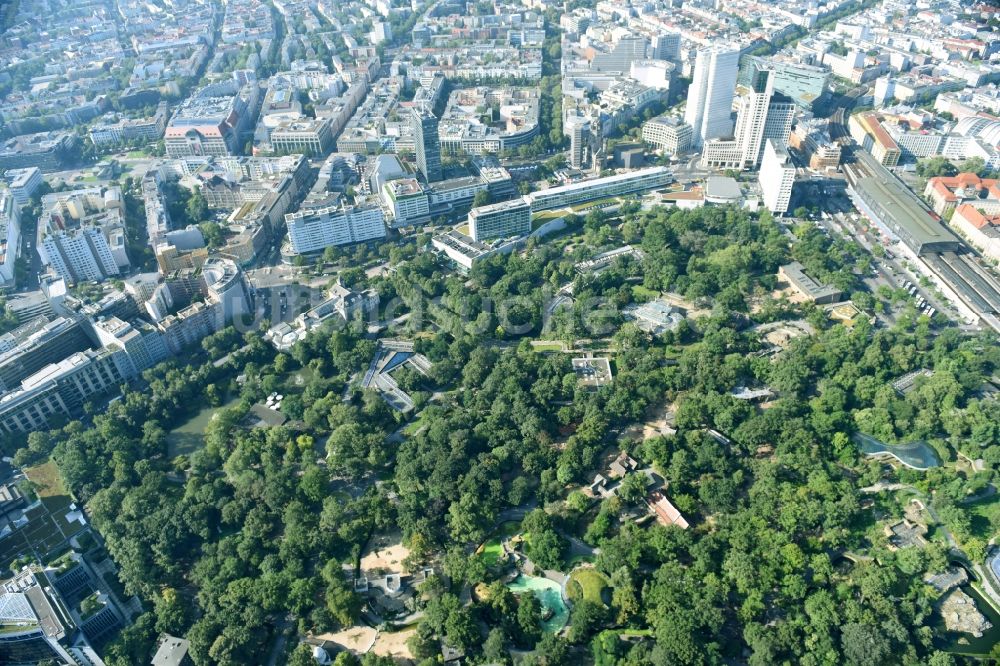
[
  {"xmin": 566, "ymin": 567, "xmax": 609, "ymax": 605},
  {"xmin": 478, "ymin": 520, "xmax": 522, "ymax": 567},
  {"xmin": 480, "ymin": 540, "xmax": 504, "ymax": 567},
  {"xmin": 532, "ymin": 210, "xmax": 567, "ymax": 223},
  {"xmin": 403, "ymin": 412, "xmax": 428, "ymax": 436},
  {"xmin": 25, "ymin": 460, "xmax": 67, "ymax": 499},
  {"xmin": 631, "ymin": 285, "xmax": 660, "ymax": 301},
  {"xmin": 531, "ymin": 341, "xmax": 565, "ymax": 352}
]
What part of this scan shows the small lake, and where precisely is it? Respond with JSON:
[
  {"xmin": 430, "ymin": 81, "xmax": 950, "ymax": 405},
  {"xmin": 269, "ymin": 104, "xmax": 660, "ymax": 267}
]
[
  {"xmin": 166, "ymin": 396, "xmax": 241, "ymax": 458},
  {"xmin": 854, "ymin": 433, "xmax": 941, "ymax": 470}
]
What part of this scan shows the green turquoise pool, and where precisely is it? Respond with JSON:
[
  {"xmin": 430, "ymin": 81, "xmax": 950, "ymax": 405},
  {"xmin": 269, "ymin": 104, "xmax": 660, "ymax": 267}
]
[
  {"xmin": 507, "ymin": 574, "xmax": 569, "ymax": 632},
  {"xmin": 854, "ymin": 433, "xmax": 941, "ymax": 470}
]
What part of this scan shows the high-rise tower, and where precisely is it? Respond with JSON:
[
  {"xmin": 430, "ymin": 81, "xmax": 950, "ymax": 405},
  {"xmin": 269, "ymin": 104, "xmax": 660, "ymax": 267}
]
[
  {"xmin": 684, "ymin": 47, "xmax": 740, "ymax": 149},
  {"xmin": 412, "ymin": 109, "xmax": 442, "ymax": 183}
]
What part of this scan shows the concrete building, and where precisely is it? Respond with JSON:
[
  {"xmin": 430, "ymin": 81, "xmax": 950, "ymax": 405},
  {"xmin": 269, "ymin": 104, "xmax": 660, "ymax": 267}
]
[
  {"xmin": 164, "ymin": 81, "xmax": 260, "ymax": 157},
  {"xmin": 155, "ymin": 258, "xmax": 253, "ymax": 354},
  {"xmin": 438, "ymin": 87, "xmax": 541, "ymax": 156},
  {"xmin": 778, "ymin": 261, "xmax": 843, "ymax": 304},
  {"xmin": 413, "ymin": 108, "xmax": 442, "ymax": 183},
  {"xmin": 89, "ymin": 316, "xmax": 170, "ymax": 375},
  {"xmin": 590, "ymin": 35, "xmax": 649, "ymax": 73},
  {"xmin": 566, "ymin": 115, "xmax": 590, "ymax": 169},
  {"xmin": 849, "ymin": 112, "xmax": 901, "ymax": 168},
  {"xmin": 739, "ymin": 57, "xmax": 828, "ymax": 110},
  {"xmin": 0, "ymin": 347, "xmax": 133, "ymax": 434},
  {"xmin": 790, "ymin": 119, "xmax": 841, "ymax": 171},
  {"xmin": 381, "ymin": 178, "xmax": 430, "ymax": 226},
  {"xmin": 651, "ymin": 32, "xmax": 681, "ymax": 64},
  {"xmin": 0, "ymin": 569, "xmax": 95, "ymax": 664},
  {"xmin": 629, "ymin": 60, "xmax": 674, "ymax": 92},
  {"xmin": 0, "ymin": 193, "xmax": 21, "ymax": 285},
  {"xmin": 0, "ymin": 131, "xmax": 77, "ymax": 172},
  {"xmin": 642, "ymin": 116, "xmax": 692, "ymax": 155},
  {"xmin": 37, "ymin": 188, "xmax": 130, "ymax": 283},
  {"xmin": 759, "ymin": 139, "xmax": 795, "ymax": 215},
  {"xmin": 684, "ymin": 47, "xmax": 740, "ymax": 149},
  {"xmin": 4, "ymin": 167, "xmax": 43, "ymax": 205},
  {"xmin": 526, "ymin": 167, "xmax": 672, "ymax": 211},
  {"xmin": 468, "ymin": 198, "xmax": 532, "ymax": 242},
  {"xmin": 269, "ymin": 118, "xmax": 333, "ymax": 156},
  {"xmin": 285, "ymin": 202, "xmax": 386, "ymax": 255},
  {"xmin": 0, "ymin": 316, "xmax": 94, "ymax": 392}
]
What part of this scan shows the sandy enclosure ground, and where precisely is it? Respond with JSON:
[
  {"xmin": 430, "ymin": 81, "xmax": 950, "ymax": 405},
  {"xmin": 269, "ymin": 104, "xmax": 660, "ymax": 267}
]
[{"xmin": 359, "ymin": 533, "xmax": 411, "ymax": 573}]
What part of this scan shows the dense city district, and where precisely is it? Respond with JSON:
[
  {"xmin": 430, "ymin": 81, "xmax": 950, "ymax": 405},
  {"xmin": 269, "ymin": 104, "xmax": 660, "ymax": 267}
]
[{"xmin": 0, "ymin": 0, "xmax": 999, "ymax": 665}]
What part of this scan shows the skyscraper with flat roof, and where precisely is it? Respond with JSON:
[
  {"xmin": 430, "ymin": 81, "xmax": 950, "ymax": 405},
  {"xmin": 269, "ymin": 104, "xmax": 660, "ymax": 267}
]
[
  {"xmin": 684, "ymin": 48, "xmax": 739, "ymax": 149},
  {"xmin": 413, "ymin": 109, "xmax": 443, "ymax": 183}
]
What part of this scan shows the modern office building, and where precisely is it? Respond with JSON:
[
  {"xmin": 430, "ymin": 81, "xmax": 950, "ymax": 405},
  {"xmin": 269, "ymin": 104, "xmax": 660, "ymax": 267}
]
[
  {"xmin": 468, "ymin": 198, "xmax": 532, "ymax": 242},
  {"xmin": 759, "ymin": 139, "xmax": 795, "ymax": 214},
  {"xmin": 0, "ymin": 131, "xmax": 77, "ymax": 172},
  {"xmin": 285, "ymin": 202, "xmax": 386, "ymax": 255},
  {"xmin": 684, "ymin": 47, "xmax": 740, "ymax": 149},
  {"xmin": 202, "ymin": 257, "xmax": 254, "ymax": 325},
  {"xmin": 642, "ymin": 116, "xmax": 693, "ymax": 155},
  {"xmin": 0, "ymin": 316, "xmax": 94, "ymax": 393},
  {"xmin": 738, "ymin": 57, "xmax": 829, "ymax": 110},
  {"xmin": 733, "ymin": 66, "xmax": 796, "ymax": 169},
  {"xmin": 0, "ymin": 347, "xmax": 133, "ymax": 434},
  {"xmin": 526, "ymin": 167, "xmax": 672, "ymax": 211},
  {"xmin": 0, "ymin": 570, "xmax": 78, "ymax": 664},
  {"xmin": 590, "ymin": 35, "xmax": 649, "ymax": 73},
  {"xmin": 651, "ymin": 32, "xmax": 681, "ymax": 64},
  {"xmin": 566, "ymin": 115, "xmax": 590, "ymax": 169},
  {"xmin": 413, "ymin": 109, "xmax": 443, "ymax": 183}
]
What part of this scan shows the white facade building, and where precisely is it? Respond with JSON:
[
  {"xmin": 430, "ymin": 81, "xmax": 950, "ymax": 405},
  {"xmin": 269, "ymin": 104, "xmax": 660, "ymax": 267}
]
[
  {"xmin": 684, "ymin": 48, "xmax": 739, "ymax": 149},
  {"xmin": 286, "ymin": 203, "xmax": 386, "ymax": 254},
  {"xmin": 760, "ymin": 139, "xmax": 795, "ymax": 215}
]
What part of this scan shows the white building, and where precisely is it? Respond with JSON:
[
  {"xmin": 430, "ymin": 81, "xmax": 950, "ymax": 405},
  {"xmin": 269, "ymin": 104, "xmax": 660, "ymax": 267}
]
[
  {"xmin": 759, "ymin": 139, "xmax": 795, "ymax": 215},
  {"xmin": 381, "ymin": 179, "xmax": 430, "ymax": 226},
  {"xmin": 526, "ymin": 167, "xmax": 673, "ymax": 211},
  {"xmin": 37, "ymin": 188, "xmax": 130, "ymax": 283},
  {"xmin": 286, "ymin": 203, "xmax": 386, "ymax": 254},
  {"xmin": 629, "ymin": 60, "xmax": 674, "ymax": 91},
  {"xmin": 684, "ymin": 47, "xmax": 739, "ymax": 149},
  {"xmin": 468, "ymin": 198, "xmax": 532, "ymax": 242},
  {"xmin": 734, "ymin": 67, "xmax": 796, "ymax": 170},
  {"xmin": 642, "ymin": 116, "xmax": 692, "ymax": 155},
  {"xmin": 5, "ymin": 167, "xmax": 43, "ymax": 205},
  {"xmin": 0, "ymin": 193, "xmax": 20, "ymax": 284},
  {"xmin": 270, "ymin": 118, "xmax": 333, "ymax": 156}
]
